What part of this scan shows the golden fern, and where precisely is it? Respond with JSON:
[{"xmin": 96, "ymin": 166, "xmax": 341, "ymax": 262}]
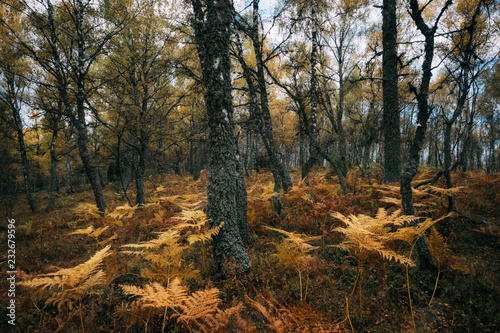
[
  {"xmin": 73, "ymin": 203, "xmax": 101, "ymax": 220},
  {"xmin": 107, "ymin": 204, "xmax": 137, "ymax": 222},
  {"xmin": 247, "ymin": 294, "xmax": 346, "ymax": 333},
  {"xmin": 332, "ymin": 209, "xmax": 417, "ymax": 266},
  {"xmin": 428, "ymin": 227, "xmax": 468, "ymax": 273},
  {"xmin": 122, "ymin": 229, "xmax": 199, "ymax": 282},
  {"xmin": 69, "ymin": 225, "xmax": 109, "ymax": 239},
  {"xmin": 174, "ymin": 208, "xmax": 208, "ymax": 231},
  {"xmin": 121, "ymin": 278, "xmax": 244, "ymax": 332},
  {"xmin": 69, "ymin": 225, "xmax": 116, "ymax": 248},
  {"xmin": 122, "ymin": 229, "xmax": 181, "ymax": 250},
  {"xmin": 19, "ymin": 245, "xmax": 112, "ymax": 310},
  {"xmin": 120, "ymin": 278, "xmax": 187, "ymax": 308},
  {"xmin": 187, "ymin": 222, "xmax": 224, "ymax": 245},
  {"xmin": 266, "ymin": 227, "xmax": 322, "ymax": 301}
]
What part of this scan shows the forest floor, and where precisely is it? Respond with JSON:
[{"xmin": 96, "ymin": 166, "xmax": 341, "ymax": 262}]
[{"xmin": 1, "ymin": 167, "xmax": 499, "ymax": 332}]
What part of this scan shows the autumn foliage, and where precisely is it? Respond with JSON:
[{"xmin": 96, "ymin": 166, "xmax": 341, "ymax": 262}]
[{"xmin": 0, "ymin": 168, "xmax": 496, "ymax": 332}]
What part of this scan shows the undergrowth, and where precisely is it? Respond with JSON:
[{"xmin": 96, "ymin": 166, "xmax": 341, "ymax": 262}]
[{"xmin": 1, "ymin": 168, "xmax": 498, "ymax": 332}]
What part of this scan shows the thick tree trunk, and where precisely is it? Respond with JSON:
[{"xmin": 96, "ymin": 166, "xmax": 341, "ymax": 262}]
[
  {"xmin": 191, "ymin": 0, "xmax": 249, "ymax": 277},
  {"xmin": 382, "ymin": 0, "xmax": 401, "ymax": 183}
]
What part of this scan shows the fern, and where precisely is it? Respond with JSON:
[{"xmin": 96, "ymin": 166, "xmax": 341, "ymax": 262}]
[
  {"xmin": 69, "ymin": 225, "xmax": 116, "ymax": 248},
  {"xmin": 428, "ymin": 227, "xmax": 468, "ymax": 273},
  {"xmin": 266, "ymin": 227, "xmax": 322, "ymax": 301},
  {"xmin": 247, "ymin": 294, "xmax": 346, "ymax": 333},
  {"xmin": 121, "ymin": 278, "xmax": 244, "ymax": 332},
  {"xmin": 19, "ymin": 245, "xmax": 112, "ymax": 310},
  {"xmin": 74, "ymin": 203, "xmax": 101, "ymax": 221},
  {"xmin": 107, "ymin": 204, "xmax": 137, "ymax": 222},
  {"xmin": 122, "ymin": 230, "xmax": 199, "ymax": 282},
  {"xmin": 122, "ymin": 229, "xmax": 181, "ymax": 250},
  {"xmin": 331, "ymin": 208, "xmax": 450, "ymax": 266}
]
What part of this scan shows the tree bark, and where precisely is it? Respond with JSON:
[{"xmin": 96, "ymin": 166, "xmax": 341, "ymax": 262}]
[
  {"xmin": 191, "ymin": 0, "xmax": 249, "ymax": 277},
  {"xmin": 236, "ymin": 141, "xmax": 251, "ymax": 244},
  {"xmin": 135, "ymin": 143, "xmax": 147, "ymax": 206},
  {"xmin": 65, "ymin": 152, "xmax": 73, "ymax": 194},
  {"xmin": 382, "ymin": 0, "xmax": 401, "ymax": 183},
  {"xmin": 302, "ymin": 2, "xmax": 320, "ymax": 180},
  {"xmin": 46, "ymin": 126, "xmax": 59, "ymax": 210}
]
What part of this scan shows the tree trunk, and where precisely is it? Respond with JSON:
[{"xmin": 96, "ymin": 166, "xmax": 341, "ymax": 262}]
[
  {"xmin": 382, "ymin": 0, "xmax": 401, "ymax": 183},
  {"xmin": 12, "ymin": 103, "xmax": 38, "ymax": 213},
  {"xmin": 46, "ymin": 128, "xmax": 59, "ymax": 210},
  {"xmin": 402, "ymin": 0, "xmax": 452, "ymax": 270},
  {"xmin": 75, "ymin": 122, "xmax": 106, "ymax": 214},
  {"xmin": 191, "ymin": 0, "xmax": 249, "ymax": 277},
  {"xmin": 135, "ymin": 145, "xmax": 147, "ymax": 206},
  {"xmin": 235, "ymin": 11, "xmax": 293, "ymax": 214},
  {"xmin": 337, "ymin": 65, "xmax": 348, "ymax": 177},
  {"xmin": 236, "ymin": 141, "xmax": 251, "ymax": 244},
  {"xmin": 65, "ymin": 152, "xmax": 73, "ymax": 194},
  {"xmin": 302, "ymin": 2, "xmax": 320, "ymax": 180}
]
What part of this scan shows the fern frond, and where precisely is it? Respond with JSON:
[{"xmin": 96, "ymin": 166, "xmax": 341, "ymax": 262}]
[
  {"xmin": 19, "ymin": 245, "xmax": 112, "ymax": 309},
  {"xmin": 108, "ymin": 204, "xmax": 137, "ymax": 221},
  {"xmin": 332, "ymin": 209, "xmax": 422, "ymax": 266},
  {"xmin": 425, "ymin": 185, "xmax": 466, "ymax": 196},
  {"xmin": 266, "ymin": 227, "xmax": 321, "ymax": 253},
  {"xmin": 121, "ymin": 278, "xmax": 187, "ymax": 308},
  {"xmin": 174, "ymin": 209, "xmax": 208, "ymax": 231},
  {"xmin": 74, "ymin": 203, "xmax": 101, "ymax": 220},
  {"xmin": 187, "ymin": 222, "xmax": 224, "ymax": 245},
  {"xmin": 69, "ymin": 226, "xmax": 95, "ymax": 235},
  {"xmin": 174, "ymin": 287, "xmax": 221, "ymax": 328},
  {"xmin": 428, "ymin": 227, "xmax": 469, "ymax": 273},
  {"xmin": 122, "ymin": 229, "xmax": 181, "ymax": 250}
]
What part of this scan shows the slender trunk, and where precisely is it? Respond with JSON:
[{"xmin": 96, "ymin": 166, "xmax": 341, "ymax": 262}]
[
  {"xmin": 135, "ymin": 145, "xmax": 147, "ymax": 206},
  {"xmin": 65, "ymin": 153, "xmax": 72, "ymax": 194},
  {"xmin": 382, "ymin": 0, "xmax": 401, "ymax": 183},
  {"xmin": 302, "ymin": 2, "xmax": 320, "ymax": 180},
  {"xmin": 46, "ymin": 128, "xmax": 59, "ymax": 210},
  {"xmin": 235, "ymin": 141, "xmax": 251, "ymax": 243},
  {"xmin": 337, "ymin": 65, "xmax": 348, "ymax": 176},
  {"xmin": 235, "ymin": 13, "xmax": 292, "ymax": 214},
  {"xmin": 12, "ymin": 105, "xmax": 38, "ymax": 212},
  {"xmin": 250, "ymin": 1, "xmax": 293, "ymax": 193},
  {"xmin": 76, "ymin": 122, "xmax": 106, "ymax": 214},
  {"xmin": 443, "ymin": 122, "xmax": 454, "ymax": 212},
  {"xmin": 402, "ymin": 0, "xmax": 452, "ymax": 270},
  {"xmin": 361, "ymin": 139, "xmax": 372, "ymax": 177}
]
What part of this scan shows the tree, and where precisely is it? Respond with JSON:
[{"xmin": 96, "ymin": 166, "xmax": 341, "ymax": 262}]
[
  {"xmin": 190, "ymin": 0, "xmax": 250, "ymax": 277},
  {"xmin": 100, "ymin": 0, "xmax": 184, "ymax": 206},
  {"xmin": 0, "ymin": 5, "xmax": 38, "ymax": 212},
  {"xmin": 233, "ymin": 0, "xmax": 293, "ymax": 214},
  {"xmin": 3, "ymin": 0, "xmax": 128, "ymax": 215},
  {"xmin": 401, "ymin": 0, "xmax": 453, "ymax": 270},
  {"xmin": 440, "ymin": 0, "xmax": 494, "ymax": 211},
  {"xmin": 382, "ymin": 0, "xmax": 401, "ymax": 182}
]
